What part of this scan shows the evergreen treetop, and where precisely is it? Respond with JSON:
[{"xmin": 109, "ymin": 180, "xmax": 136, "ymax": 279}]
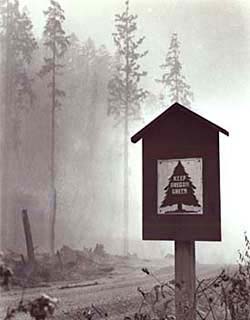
[
  {"xmin": 39, "ymin": 0, "xmax": 70, "ymax": 108},
  {"xmin": 156, "ymin": 33, "xmax": 193, "ymax": 108},
  {"xmin": 108, "ymin": 0, "xmax": 148, "ymax": 121},
  {"xmin": 0, "ymin": 0, "xmax": 37, "ymax": 110},
  {"xmin": 43, "ymin": 0, "xmax": 69, "ymax": 57}
]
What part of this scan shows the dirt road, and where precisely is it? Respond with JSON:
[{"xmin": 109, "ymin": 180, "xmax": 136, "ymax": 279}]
[{"xmin": 0, "ymin": 264, "xmax": 222, "ymax": 320}]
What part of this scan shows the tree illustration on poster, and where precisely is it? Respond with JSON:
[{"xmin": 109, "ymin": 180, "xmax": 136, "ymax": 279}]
[{"xmin": 160, "ymin": 160, "xmax": 201, "ymax": 213}]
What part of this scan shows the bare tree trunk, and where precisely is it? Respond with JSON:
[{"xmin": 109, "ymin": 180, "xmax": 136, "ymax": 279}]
[
  {"xmin": 50, "ymin": 40, "xmax": 56, "ymax": 255},
  {"xmin": 50, "ymin": 40, "xmax": 56, "ymax": 254},
  {"xmin": 22, "ymin": 209, "xmax": 35, "ymax": 264},
  {"xmin": 123, "ymin": 114, "xmax": 129, "ymax": 256},
  {"xmin": 1, "ymin": 23, "xmax": 9, "ymax": 250},
  {"xmin": 1, "ymin": 1, "xmax": 14, "ymax": 250},
  {"xmin": 123, "ymin": 4, "xmax": 129, "ymax": 256},
  {"xmin": 50, "ymin": 188, "xmax": 56, "ymax": 254}
]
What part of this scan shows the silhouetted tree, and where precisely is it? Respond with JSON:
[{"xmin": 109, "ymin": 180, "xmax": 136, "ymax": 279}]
[
  {"xmin": 156, "ymin": 33, "xmax": 193, "ymax": 108},
  {"xmin": 0, "ymin": 0, "xmax": 37, "ymax": 149},
  {"xmin": 39, "ymin": 0, "xmax": 70, "ymax": 254},
  {"xmin": 108, "ymin": 0, "xmax": 148, "ymax": 255},
  {"xmin": 161, "ymin": 160, "xmax": 200, "ymax": 212},
  {"xmin": 0, "ymin": 0, "xmax": 37, "ymax": 249}
]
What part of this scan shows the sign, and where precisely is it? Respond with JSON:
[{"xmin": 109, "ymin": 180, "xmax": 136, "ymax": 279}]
[
  {"xmin": 131, "ymin": 102, "xmax": 229, "ymax": 241},
  {"xmin": 158, "ymin": 158, "xmax": 203, "ymax": 215},
  {"xmin": 131, "ymin": 102, "xmax": 229, "ymax": 320}
]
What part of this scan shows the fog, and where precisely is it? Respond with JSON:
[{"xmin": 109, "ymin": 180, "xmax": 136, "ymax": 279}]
[{"xmin": 1, "ymin": 0, "xmax": 250, "ymax": 264}]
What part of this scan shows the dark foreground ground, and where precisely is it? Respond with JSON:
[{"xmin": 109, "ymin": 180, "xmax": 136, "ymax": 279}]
[{"xmin": 0, "ymin": 260, "xmax": 225, "ymax": 320}]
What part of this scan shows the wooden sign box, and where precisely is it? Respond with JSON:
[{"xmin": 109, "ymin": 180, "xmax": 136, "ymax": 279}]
[{"xmin": 131, "ymin": 102, "xmax": 229, "ymax": 241}]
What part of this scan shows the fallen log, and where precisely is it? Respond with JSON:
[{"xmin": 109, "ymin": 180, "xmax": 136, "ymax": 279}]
[{"xmin": 59, "ymin": 281, "xmax": 98, "ymax": 290}]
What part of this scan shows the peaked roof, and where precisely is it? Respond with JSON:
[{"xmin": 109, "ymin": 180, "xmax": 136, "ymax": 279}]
[{"xmin": 131, "ymin": 102, "xmax": 229, "ymax": 143}]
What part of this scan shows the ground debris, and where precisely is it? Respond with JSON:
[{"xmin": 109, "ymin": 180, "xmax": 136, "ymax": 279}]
[
  {"xmin": 0, "ymin": 243, "xmax": 114, "ymax": 288},
  {"xmin": 3, "ymin": 293, "xmax": 59, "ymax": 320}
]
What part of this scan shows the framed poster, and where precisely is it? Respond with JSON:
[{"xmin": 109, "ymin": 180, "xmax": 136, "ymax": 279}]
[{"xmin": 158, "ymin": 158, "xmax": 203, "ymax": 215}]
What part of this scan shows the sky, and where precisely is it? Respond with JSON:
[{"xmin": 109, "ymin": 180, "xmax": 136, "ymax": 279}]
[{"xmin": 18, "ymin": 0, "xmax": 250, "ymax": 263}]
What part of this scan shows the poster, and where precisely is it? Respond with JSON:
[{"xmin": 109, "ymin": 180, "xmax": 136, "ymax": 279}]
[{"xmin": 158, "ymin": 158, "xmax": 203, "ymax": 215}]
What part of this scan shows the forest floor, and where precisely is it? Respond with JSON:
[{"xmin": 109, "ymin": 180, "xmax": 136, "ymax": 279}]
[{"xmin": 0, "ymin": 256, "xmax": 225, "ymax": 320}]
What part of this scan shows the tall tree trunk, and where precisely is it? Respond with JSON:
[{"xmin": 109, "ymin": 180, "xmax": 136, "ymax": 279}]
[
  {"xmin": 1, "ymin": 0, "xmax": 14, "ymax": 249},
  {"xmin": 1, "ymin": 1, "xmax": 9, "ymax": 250},
  {"xmin": 87, "ymin": 72, "xmax": 98, "ymax": 219},
  {"xmin": 50, "ymin": 41, "xmax": 56, "ymax": 255},
  {"xmin": 123, "ymin": 6, "xmax": 129, "ymax": 256},
  {"xmin": 50, "ymin": 188, "xmax": 56, "ymax": 254},
  {"xmin": 124, "ymin": 113, "xmax": 129, "ymax": 256}
]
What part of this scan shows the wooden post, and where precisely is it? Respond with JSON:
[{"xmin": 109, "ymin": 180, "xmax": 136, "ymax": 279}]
[
  {"xmin": 20, "ymin": 254, "xmax": 26, "ymax": 265},
  {"xmin": 56, "ymin": 250, "xmax": 63, "ymax": 271},
  {"xmin": 22, "ymin": 209, "xmax": 35, "ymax": 264},
  {"xmin": 175, "ymin": 241, "xmax": 196, "ymax": 320}
]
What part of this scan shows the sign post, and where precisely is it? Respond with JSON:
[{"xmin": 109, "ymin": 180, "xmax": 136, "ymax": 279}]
[
  {"xmin": 175, "ymin": 241, "xmax": 195, "ymax": 320},
  {"xmin": 131, "ymin": 102, "xmax": 229, "ymax": 320}
]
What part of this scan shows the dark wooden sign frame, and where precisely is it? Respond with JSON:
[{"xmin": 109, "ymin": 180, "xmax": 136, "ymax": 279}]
[{"xmin": 131, "ymin": 102, "xmax": 229, "ymax": 241}]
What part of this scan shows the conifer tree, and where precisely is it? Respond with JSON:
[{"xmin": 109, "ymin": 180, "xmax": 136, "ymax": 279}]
[
  {"xmin": 39, "ymin": 0, "xmax": 70, "ymax": 254},
  {"xmin": 0, "ymin": 0, "xmax": 37, "ymax": 249},
  {"xmin": 108, "ymin": 0, "xmax": 148, "ymax": 255},
  {"xmin": 0, "ymin": 0, "xmax": 37, "ymax": 121},
  {"xmin": 156, "ymin": 33, "xmax": 193, "ymax": 108},
  {"xmin": 14, "ymin": 6, "xmax": 37, "ymax": 109}
]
